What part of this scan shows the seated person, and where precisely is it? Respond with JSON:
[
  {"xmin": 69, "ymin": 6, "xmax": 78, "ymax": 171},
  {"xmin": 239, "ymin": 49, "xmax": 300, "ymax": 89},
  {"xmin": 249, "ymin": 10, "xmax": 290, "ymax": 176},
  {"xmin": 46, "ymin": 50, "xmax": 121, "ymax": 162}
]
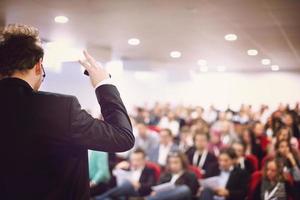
[
  {"xmin": 275, "ymin": 140, "xmax": 300, "ymax": 181},
  {"xmin": 275, "ymin": 139, "xmax": 300, "ymax": 199},
  {"xmin": 232, "ymin": 142, "xmax": 255, "ymax": 174},
  {"xmin": 88, "ymin": 150, "xmax": 111, "ymax": 197},
  {"xmin": 148, "ymin": 128, "xmax": 179, "ymax": 167},
  {"xmin": 186, "ymin": 131, "xmax": 218, "ymax": 178},
  {"xmin": 251, "ymin": 158, "xmax": 294, "ymax": 200},
  {"xmin": 147, "ymin": 151, "xmax": 200, "ymax": 200},
  {"xmin": 95, "ymin": 148, "xmax": 156, "ymax": 200},
  {"xmin": 199, "ymin": 148, "xmax": 250, "ymax": 200},
  {"xmin": 134, "ymin": 122, "xmax": 160, "ymax": 155}
]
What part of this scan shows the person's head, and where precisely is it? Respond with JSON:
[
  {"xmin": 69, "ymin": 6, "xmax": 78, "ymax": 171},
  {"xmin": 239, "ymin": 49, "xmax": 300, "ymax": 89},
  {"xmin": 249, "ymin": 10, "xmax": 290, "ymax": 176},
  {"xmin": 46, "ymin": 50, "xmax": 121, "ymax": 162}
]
[
  {"xmin": 137, "ymin": 122, "xmax": 148, "ymax": 138},
  {"xmin": 252, "ymin": 121, "xmax": 264, "ymax": 137},
  {"xmin": 275, "ymin": 139, "xmax": 292, "ymax": 156},
  {"xmin": 263, "ymin": 158, "xmax": 283, "ymax": 182},
  {"xmin": 179, "ymin": 126, "xmax": 191, "ymax": 141},
  {"xmin": 159, "ymin": 128, "xmax": 173, "ymax": 146},
  {"xmin": 283, "ymin": 113, "xmax": 294, "ymax": 127},
  {"xmin": 130, "ymin": 148, "xmax": 147, "ymax": 169},
  {"xmin": 193, "ymin": 131, "xmax": 209, "ymax": 151},
  {"xmin": 218, "ymin": 148, "xmax": 237, "ymax": 171},
  {"xmin": 232, "ymin": 142, "xmax": 246, "ymax": 158},
  {"xmin": 166, "ymin": 151, "xmax": 189, "ymax": 174},
  {"xmin": 276, "ymin": 126, "xmax": 292, "ymax": 141},
  {"xmin": 0, "ymin": 24, "xmax": 45, "ymax": 91}
]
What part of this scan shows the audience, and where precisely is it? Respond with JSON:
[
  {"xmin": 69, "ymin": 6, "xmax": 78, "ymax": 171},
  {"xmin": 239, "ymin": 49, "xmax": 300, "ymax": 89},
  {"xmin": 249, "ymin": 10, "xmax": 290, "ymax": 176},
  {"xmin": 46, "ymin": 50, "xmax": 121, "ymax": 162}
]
[
  {"xmin": 134, "ymin": 122, "xmax": 160, "ymax": 155},
  {"xmin": 147, "ymin": 151, "xmax": 199, "ymax": 200},
  {"xmin": 186, "ymin": 131, "xmax": 218, "ymax": 178},
  {"xmin": 251, "ymin": 158, "xmax": 294, "ymax": 200},
  {"xmin": 148, "ymin": 128, "xmax": 179, "ymax": 167},
  {"xmin": 89, "ymin": 102, "xmax": 300, "ymax": 200},
  {"xmin": 232, "ymin": 142, "xmax": 255, "ymax": 174},
  {"xmin": 95, "ymin": 148, "xmax": 156, "ymax": 200},
  {"xmin": 199, "ymin": 148, "xmax": 250, "ymax": 200}
]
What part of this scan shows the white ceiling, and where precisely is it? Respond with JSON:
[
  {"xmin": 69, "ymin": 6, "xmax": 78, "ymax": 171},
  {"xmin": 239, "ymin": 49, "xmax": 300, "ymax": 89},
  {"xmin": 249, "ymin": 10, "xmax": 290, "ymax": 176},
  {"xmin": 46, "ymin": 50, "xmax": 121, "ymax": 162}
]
[{"xmin": 1, "ymin": 0, "xmax": 300, "ymax": 72}]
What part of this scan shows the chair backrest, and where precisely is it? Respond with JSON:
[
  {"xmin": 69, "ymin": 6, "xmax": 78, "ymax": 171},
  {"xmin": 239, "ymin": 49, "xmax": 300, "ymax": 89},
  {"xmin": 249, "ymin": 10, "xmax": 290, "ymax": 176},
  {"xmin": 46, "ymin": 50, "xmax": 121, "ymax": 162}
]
[
  {"xmin": 146, "ymin": 161, "xmax": 161, "ymax": 181},
  {"xmin": 247, "ymin": 171, "xmax": 262, "ymax": 200},
  {"xmin": 246, "ymin": 154, "xmax": 259, "ymax": 171}
]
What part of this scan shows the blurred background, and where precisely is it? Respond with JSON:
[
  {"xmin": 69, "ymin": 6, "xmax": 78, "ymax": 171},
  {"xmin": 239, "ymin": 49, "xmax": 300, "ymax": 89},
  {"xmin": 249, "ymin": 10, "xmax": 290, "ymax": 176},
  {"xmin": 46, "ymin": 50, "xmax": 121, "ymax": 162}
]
[{"xmin": 1, "ymin": 0, "xmax": 300, "ymax": 114}]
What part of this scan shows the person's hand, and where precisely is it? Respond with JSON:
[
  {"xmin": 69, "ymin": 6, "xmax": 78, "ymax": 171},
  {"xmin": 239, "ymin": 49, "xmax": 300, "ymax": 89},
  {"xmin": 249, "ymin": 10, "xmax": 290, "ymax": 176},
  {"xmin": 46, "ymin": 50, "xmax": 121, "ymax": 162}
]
[
  {"xmin": 115, "ymin": 161, "xmax": 130, "ymax": 170},
  {"xmin": 286, "ymin": 152, "xmax": 297, "ymax": 166},
  {"xmin": 90, "ymin": 181, "xmax": 97, "ymax": 188},
  {"xmin": 79, "ymin": 50, "xmax": 110, "ymax": 88},
  {"xmin": 150, "ymin": 191, "xmax": 156, "ymax": 196},
  {"xmin": 131, "ymin": 180, "xmax": 141, "ymax": 190},
  {"xmin": 215, "ymin": 188, "xmax": 229, "ymax": 197}
]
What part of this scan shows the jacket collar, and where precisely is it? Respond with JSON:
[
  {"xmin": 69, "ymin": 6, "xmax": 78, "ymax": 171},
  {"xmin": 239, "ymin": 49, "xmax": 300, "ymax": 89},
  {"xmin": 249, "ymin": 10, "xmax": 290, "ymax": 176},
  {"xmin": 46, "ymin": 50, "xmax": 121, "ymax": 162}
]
[{"xmin": 0, "ymin": 77, "xmax": 34, "ymax": 91}]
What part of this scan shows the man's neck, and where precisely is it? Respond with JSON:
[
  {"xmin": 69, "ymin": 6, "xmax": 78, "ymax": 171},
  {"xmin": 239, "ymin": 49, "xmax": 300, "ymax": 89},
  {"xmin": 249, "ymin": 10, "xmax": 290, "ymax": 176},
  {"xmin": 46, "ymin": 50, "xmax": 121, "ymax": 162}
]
[{"xmin": 11, "ymin": 74, "xmax": 35, "ymax": 90}]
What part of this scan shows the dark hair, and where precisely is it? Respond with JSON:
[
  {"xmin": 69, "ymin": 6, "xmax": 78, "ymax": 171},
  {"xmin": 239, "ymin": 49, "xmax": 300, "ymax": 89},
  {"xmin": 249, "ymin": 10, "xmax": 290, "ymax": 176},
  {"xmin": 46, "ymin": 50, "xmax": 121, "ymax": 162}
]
[
  {"xmin": 0, "ymin": 24, "xmax": 44, "ymax": 77},
  {"xmin": 219, "ymin": 147, "xmax": 238, "ymax": 160},
  {"xmin": 132, "ymin": 148, "xmax": 146, "ymax": 158},
  {"xmin": 160, "ymin": 128, "xmax": 173, "ymax": 137},
  {"xmin": 275, "ymin": 139, "xmax": 300, "ymax": 164},
  {"xmin": 262, "ymin": 158, "xmax": 284, "ymax": 182},
  {"xmin": 166, "ymin": 151, "xmax": 189, "ymax": 171},
  {"xmin": 275, "ymin": 126, "xmax": 292, "ymax": 141},
  {"xmin": 193, "ymin": 130, "xmax": 209, "ymax": 142},
  {"xmin": 232, "ymin": 141, "xmax": 246, "ymax": 151}
]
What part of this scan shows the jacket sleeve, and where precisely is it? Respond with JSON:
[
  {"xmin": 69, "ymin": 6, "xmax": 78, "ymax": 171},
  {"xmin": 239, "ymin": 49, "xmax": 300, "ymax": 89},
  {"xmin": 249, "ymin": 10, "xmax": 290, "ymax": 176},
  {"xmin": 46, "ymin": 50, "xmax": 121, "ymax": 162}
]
[{"xmin": 67, "ymin": 84, "xmax": 134, "ymax": 152}]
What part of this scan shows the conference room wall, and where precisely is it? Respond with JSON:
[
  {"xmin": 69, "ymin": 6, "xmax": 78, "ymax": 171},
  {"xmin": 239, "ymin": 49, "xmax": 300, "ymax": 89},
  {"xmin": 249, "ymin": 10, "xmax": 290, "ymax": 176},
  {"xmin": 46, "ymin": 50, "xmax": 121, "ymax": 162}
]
[{"xmin": 41, "ymin": 63, "xmax": 300, "ymax": 115}]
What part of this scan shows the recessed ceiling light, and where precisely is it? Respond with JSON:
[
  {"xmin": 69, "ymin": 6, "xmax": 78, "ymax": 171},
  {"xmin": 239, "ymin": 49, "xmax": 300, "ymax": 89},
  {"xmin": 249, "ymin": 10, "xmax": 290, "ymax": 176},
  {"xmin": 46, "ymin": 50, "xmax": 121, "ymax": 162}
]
[
  {"xmin": 224, "ymin": 34, "xmax": 238, "ymax": 41},
  {"xmin": 128, "ymin": 38, "xmax": 140, "ymax": 46},
  {"xmin": 261, "ymin": 59, "xmax": 271, "ymax": 65},
  {"xmin": 54, "ymin": 16, "xmax": 69, "ymax": 24},
  {"xmin": 197, "ymin": 59, "xmax": 207, "ymax": 66},
  {"xmin": 200, "ymin": 66, "xmax": 208, "ymax": 72},
  {"xmin": 170, "ymin": 51, "xmax": 181, "ymax": 58},
  {"xmin": 247, "ymin": 49, "xmax": 258, "ymax": 56},
  {"xmin": 271, "ymin": 65, "xmax": 280, "ymax": 71},
  {"xmin": 217, "ymin": 65, "xmax": 226, "ymax": 72}
]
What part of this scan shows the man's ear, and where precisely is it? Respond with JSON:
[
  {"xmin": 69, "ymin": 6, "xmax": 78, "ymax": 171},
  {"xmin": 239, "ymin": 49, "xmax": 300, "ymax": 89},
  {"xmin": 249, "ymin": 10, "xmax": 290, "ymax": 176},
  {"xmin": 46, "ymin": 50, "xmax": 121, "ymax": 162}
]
[{"xmin": 34, "ymin": 59, "xmax": 43, "ymax": 75}]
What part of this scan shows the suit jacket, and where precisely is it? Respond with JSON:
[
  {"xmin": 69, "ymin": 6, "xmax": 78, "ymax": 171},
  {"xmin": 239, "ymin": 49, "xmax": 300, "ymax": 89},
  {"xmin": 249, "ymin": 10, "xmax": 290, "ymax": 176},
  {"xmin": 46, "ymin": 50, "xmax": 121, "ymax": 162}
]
[
  {"xmin": 137, "ymin": 166, "xmax": 157, "ymax": 196},
  {"xmin": 185, "ymin": 147, "xmax": 218, "ymax": 178},
  {"xmin": 0, "ymin": 78, "xmax": 134, "ymax": 200},
  {"xmin": 159, "ymin": 171, "xmax": 200, "ymax": 196},
  {"xmin": 205, "ymin": 166, "xmax": 250, "ymax": 200}
]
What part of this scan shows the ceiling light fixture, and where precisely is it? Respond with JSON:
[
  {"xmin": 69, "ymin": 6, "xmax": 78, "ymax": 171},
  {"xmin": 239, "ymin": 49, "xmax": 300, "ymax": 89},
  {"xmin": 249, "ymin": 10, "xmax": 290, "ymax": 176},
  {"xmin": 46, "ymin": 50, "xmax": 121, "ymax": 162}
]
[
  {"xmin": 224, "ymin": 34, "xmax": 238, "ymax": 41},
  {"xmin": 128, "ymin": 38, "xmax": 140, "ymax": 46},
  {"xmin": 170, "ymin": 51, "xmax": 181, "ymax": 58},
  {"xmin": 271, "ymin": 65, "xmax": 280, "ymax": 71},
  {"xmin": 247, "ymin": 49, "xmax": 258, "ymax": 56},
  {"xmin": 261, "ymin": 59, "xmax": 271, "ymax": 65},
  {"xmin": 54, "ymin": 16, "xmax": 69, "ymax": 24}
]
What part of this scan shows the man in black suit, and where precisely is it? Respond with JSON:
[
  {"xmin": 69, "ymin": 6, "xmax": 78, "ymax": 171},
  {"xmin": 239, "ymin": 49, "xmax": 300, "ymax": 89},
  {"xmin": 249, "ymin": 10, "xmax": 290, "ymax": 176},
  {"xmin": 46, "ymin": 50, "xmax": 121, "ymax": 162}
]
[
  {"xmin": 186, "ymin": 131, "xmax": 218, "ymax": 178},
  {"xmin": 199, "ymin": 148, "xmax": 250, "ymax": 200},
  {"xmin": 0, "ymin": 24, "xmax": 134, "ymax": 199}
]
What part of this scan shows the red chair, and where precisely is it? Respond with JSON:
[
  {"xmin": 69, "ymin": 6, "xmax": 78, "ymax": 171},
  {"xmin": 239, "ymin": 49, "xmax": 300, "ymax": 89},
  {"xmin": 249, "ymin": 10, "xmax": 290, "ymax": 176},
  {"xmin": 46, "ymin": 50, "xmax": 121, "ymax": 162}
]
[
  {"xmin": 247, "ymin": 170, "xmax": 262, "ymax": 200},
  {"xmin": 188, "ymin": 165, "xmax": 202, "ymax": 179},
  {"xmin": 146, "ymin": 161, "xmax": 161, "ymax": 182},
  {"xmin": 246, "ymin": 154, "xmax": 259, "ymax": 171}
]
